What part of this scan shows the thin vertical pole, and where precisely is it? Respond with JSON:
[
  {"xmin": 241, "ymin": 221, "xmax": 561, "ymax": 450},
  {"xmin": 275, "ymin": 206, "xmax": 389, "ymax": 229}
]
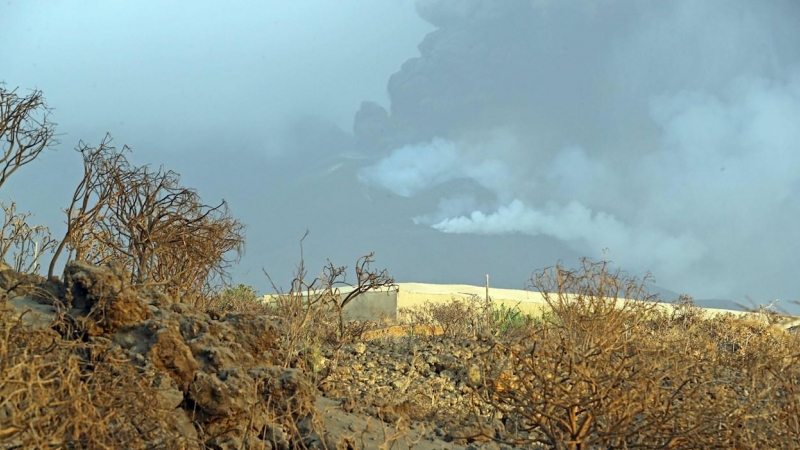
[{"xmin": 486, "ymin": 274, "xmax": 490, "ymax": 303}]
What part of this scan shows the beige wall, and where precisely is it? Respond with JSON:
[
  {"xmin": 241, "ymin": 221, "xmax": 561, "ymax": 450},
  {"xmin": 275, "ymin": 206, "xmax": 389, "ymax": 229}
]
[
  {"xmin": 265, "ymin": 282, "xmax": 770, "ymax": 324},
  {"xmin": 341, "ymin": 289, "xmax": 397, "ymax": 321}
]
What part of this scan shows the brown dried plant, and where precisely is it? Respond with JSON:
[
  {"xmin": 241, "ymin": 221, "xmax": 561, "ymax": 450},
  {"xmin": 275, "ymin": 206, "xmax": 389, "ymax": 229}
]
[
  {"xmin": 466, "ymin": 258, "xmax": 800, "ymax": 449},
  {"xmin": 0, "ymin": 200, "xmax": 57, "ymax": 274},
  {"xmin": 322, "ymin": 251, "xmax": 396, "ymax": 341},
  {"xmin": 0, "ymin": 304, "xmax": 195, "ymax": 448},
  {"xmin": 208, "ymin": 283, "xmax": 267, "ymax": 314},
  {"xmin": 265, "ymin": 232, "xmax": 395, "ymax": 348},
  {"xmin": 48, "ymin": 135, "xmax": 130, "ymax": 277},
  {"xmin": 261, "ymin": 233, "xmax": 395, "ymax": 397},
  {"xmin": 400, "ymin": 296, "xmax": 482, "ymax": 339},
  {"xmin": 49, "ymin": 135, "xmax": 244, "ymax": 305},
  {"xmin": 0, "ymin": 86, "xmax": 57, "ymax": 190},
  {"xmin": 0, "ymin": 86, "xmax": 59, "ymax": 275}
]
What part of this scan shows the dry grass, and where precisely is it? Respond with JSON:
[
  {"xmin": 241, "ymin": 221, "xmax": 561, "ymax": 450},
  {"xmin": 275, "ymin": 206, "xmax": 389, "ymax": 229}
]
[{"xmin": 4, "ymin": 231, "xmax": 800, "ymax": 449}]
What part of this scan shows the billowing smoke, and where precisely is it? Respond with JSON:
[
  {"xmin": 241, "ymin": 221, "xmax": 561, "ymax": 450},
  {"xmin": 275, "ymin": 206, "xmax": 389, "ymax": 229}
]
[
  {"xmin": 357, "ymin": 134, "xmax": 518, "ymax": 199},
  {"xmin": 357, "ymin": 0, "xmax": 800, "ymax": 302}
]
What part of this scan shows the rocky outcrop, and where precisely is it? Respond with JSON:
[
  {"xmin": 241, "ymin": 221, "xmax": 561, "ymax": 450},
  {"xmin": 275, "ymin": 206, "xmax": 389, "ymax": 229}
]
[{"xmin": 2, "ymin": 261, "xmax": 325, "ymax": 449}]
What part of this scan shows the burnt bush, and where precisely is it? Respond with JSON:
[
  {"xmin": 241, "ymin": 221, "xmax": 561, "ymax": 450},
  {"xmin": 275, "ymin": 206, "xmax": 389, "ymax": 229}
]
[{"xmin": 466, "ymin": 259, "xmax": 800, "ymax": 449}]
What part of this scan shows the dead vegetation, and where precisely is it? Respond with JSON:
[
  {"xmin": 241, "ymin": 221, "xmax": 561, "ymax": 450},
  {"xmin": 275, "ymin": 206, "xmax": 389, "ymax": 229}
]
[
  {"xmin": 321, "ymin": 261, "xmax": 800, "ymax": 449},
  {"xmin": 0, "ymin": 87, "xmax": 58, "ymax": 275},
  {"xmin": 462, "ymin": 260, "xmax": 800, "ymax": 449},
  {"xmin": 1, "ymin": 262, "xmax": 335, "ymax": 449},
  {"xmin": 399, "ymin": 294, "xmax": 533, "ymax": 340},
  {"xmin": 47, "ymin": 135, "xmax": 245, "ymax": 307},
  {"xmin": 0, "ymin": 200, "xmax": 57, "ymax": 274},
  {"xmin": 262, "ymin": 233, "xmax": 394, "ymax": 348},
  {"xmin": 0, "ymin": 86, "xmax": 56, "ymax": 190},
  {"xmin": 0, "ymin": 86, "xmax": 329, "ymax": 449}
]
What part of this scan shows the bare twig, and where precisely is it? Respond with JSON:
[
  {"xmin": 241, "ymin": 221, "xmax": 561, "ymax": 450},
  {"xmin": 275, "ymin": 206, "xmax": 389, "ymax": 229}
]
[{"xmin": 0, "ymin": 86, "xmax": 58, "ymax": 190}]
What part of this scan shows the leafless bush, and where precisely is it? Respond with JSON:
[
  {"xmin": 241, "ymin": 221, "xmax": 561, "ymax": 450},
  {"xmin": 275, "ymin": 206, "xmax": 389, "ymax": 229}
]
[
  {"xmin": 466, "ymin": 258, "xmax": 800, "ymax": 449},
  {"xmin": 263, "ymin": 239, "xmax": 339, "ymax": 365},
  {"xmin": 264, "ymin": 232, "xmax": 395, "ymax": 349},
  {"xmin": 0, "ymin": 86, "xmax": 57, "ymax": 190},
  {"xmin": 322, "ymin": 251, "xmax": 396, "ymax": 340},
  {"xmin": 0, "ymin": 86, "xmax": 59, "ymax": 275},
  {"xmin": 400, "ymin": 296, "xmax": 483, "ymax": 338},
  {"xmin": 48, "ymin": 136, "xmax": 127, "ymax": 276},
  {"xmin": 49, "ymin": 135, "xmax": 245, "ymax": 306},
  {"xmin": 399, "ymin": 294, "xmax": 535, "ymax": 341},
  {"xmin": 0, "ymin": 200, "xmax": 57, "ymax": 273},
  {"xmin": 737, "ymin": 296, "xmax": 787, "ymax": 325}
]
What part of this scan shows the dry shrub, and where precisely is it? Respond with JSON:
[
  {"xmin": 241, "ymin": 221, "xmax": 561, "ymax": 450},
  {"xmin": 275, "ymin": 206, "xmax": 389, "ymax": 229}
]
[
  {"xmin": 400, "ymin": 296, "xmax": 483, "ymax": 338},
  {"xmin": 467, "ymin": 259, "xmax": 800, "ymax": 449},
  {"xmin": 0, "ymin": 303, "xmax": 196, "ymax": 449},
  {"xmin": 1, "ymin": 86, "xmax": 59, "ymax": 275},
  {"xmin": 262, "ymin": 252, "xmax": 341, "ymax": 367},
  {"xmin": 0, "ymin": 88, "xmax": 334, "ymax": 448},
  {"xmin": 319, "ymin": 251, "xmax": 395, "ymax": 342},
  {"xmin": 261, "ymin": 237, "xmax": 395, "ymax": 392},
  {"xmin": 264, "ymin": 234, "xmax": 394, "ymax": 344},
  {"xmin": 0, "ymin": 86, "xmax": 57, "ymax": 190},
  {"xmin": 0, "ymin": 200, "xmax": 57, "ymax": 274},
  {"xmin": 1, "ymin": 262, "xmax": 333, "ymax": 449},
  {"xmin": 208, "ymin": 283, "xmax": 268, "ymax": 314},
  {"xmin": 49, "ymin": 135, "xmax": 245, "ymax": 307},
  {"xmin": 339, "ymin": 318, "xmax": 386, "ymax": 342}
]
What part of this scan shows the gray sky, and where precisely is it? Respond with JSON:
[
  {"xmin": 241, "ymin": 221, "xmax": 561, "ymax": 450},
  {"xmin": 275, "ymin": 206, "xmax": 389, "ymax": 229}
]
[{"xmin": 2, "ymin": 1, "xmax": 799, "ymax": 310}]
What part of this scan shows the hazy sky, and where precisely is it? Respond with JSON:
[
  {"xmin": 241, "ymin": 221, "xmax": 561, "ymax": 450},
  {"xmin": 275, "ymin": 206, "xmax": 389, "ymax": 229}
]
[{"xmin": 2, "ymin": 1, "xmax": 799, "ymax": 310}]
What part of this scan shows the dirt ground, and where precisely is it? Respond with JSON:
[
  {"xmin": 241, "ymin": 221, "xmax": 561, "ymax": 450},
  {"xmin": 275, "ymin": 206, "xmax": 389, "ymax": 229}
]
[{"xmin": 316, "ymin": 397, "xmax": 469, "ymax": 450}]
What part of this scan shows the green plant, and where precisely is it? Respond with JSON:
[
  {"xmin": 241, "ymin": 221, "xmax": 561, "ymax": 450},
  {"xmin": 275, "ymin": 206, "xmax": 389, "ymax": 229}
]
[
  {"xmin": 211, "ymin": 283, "xmax": 264, "ymax": 313},
  {"xmin": 490, "ymin": 302, "xmax": 529, "ymax": 334}
]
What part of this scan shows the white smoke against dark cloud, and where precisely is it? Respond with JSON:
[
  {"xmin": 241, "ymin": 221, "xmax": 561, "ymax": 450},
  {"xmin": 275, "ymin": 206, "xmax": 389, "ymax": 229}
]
[
  {"xmin": 356, "ymin": 0, "xmax": 800, "ymax": 301},
  {"xmin": 357, "ymin": 134, "xmax": 518, "ymax": 199},
  {"xmin": 357, "ymin": 138, "xmax": 461, "ymax": 197},
  {"xmin": 361, "ymin": 134, "xmax": 710, "ymax": 286},
  {"xmin": 411, "ymin": 194, "xmax": 480, "ymax": 226},
  {"xmin": 431, "ymin": 199, "xmax": 707, "ymax": 282}
]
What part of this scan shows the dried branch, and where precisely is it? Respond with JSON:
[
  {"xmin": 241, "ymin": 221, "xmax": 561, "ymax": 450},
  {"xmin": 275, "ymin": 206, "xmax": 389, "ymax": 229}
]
[
  {"xmin": 0, "ymin": 86, "xmax": 57, "ymax": 190},
  {"xmin": 0, "ymin": 200, "xmax": 57, "ymax": 274},
  {"xmin": 50, "ymin": 134, "xmax": 244, "ymax": 305}
]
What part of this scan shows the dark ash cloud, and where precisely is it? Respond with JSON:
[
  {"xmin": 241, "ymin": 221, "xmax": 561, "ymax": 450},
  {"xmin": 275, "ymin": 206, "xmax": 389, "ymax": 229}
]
[{"xmin": 356, "ymin": 0, "xmax": 800, "ymax": 305}]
